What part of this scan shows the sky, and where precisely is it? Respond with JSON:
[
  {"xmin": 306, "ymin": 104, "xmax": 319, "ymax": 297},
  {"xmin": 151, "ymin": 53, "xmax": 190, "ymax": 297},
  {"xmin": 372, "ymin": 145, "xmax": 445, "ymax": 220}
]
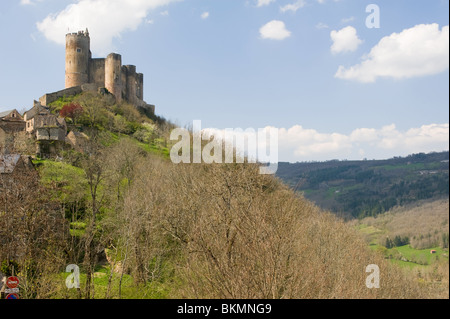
[{"xmin": 0, "ymin": 0, "xmax": 448, "ymax": 162}]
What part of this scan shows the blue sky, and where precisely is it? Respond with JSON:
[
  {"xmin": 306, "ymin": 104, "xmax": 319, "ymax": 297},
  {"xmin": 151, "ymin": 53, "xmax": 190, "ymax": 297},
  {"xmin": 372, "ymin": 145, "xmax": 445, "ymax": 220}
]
[{"xmin": 0, "ymin": 0, "xmax": 448, "ymax": 162}]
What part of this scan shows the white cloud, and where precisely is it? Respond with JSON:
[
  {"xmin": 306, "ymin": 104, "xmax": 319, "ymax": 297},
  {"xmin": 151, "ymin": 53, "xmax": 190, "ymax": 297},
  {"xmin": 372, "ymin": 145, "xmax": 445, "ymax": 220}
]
[
  {"xmin": 277, "ymin": 123, "xmax": 449, "ymax": 162},
  {"xmin": 280, "ymin": 0, "xmax": 306, "ymax": 13},
  {"xmin": 259, "ymin": 20, "xmax": 291, "ymax": 40},
  {"xmin": 37, "ymin": 0, "xmax": 181, "ymax": 56},
  {"xmin": 278, "ymin": 126, "xmax": 352, "ymax": 161},
  {"xmin": 341, "ymin": 16, "xmax": 354, "ymax": 23},
  {"xmin": 376, "ymin": 124, "xmax": 450, "ymax": 152},
  {"xmin": 317, "ymin": 0, "xmax": 341, "ymax": 4},
  {"xmin": 330, "ymin": 26, "xmax": 362, "ymax": 54},
  {"xmin": 20, "ymin": 0, "xmax": 43, "ymax": 5},
  {"xmin": 201, "ymin": 12, "xmax": 209, "ymax": 19},
  {"xmin": 335, "ymin": 23, "xmax": 450, "ymax": 83},
  {"xmin": 315, "ymin": 22, "xmax": 329, "ymax": 30},
  {"xmin": 256, "ymin": 0, "xmax": 276, "ymax": 7},
  {"xmin": 197, "ymin": 123, "xmax": 449, "ymax": 162},
  {"xmin": 349, "ymin": 128, "xmax": 378, "ymax": 143}
]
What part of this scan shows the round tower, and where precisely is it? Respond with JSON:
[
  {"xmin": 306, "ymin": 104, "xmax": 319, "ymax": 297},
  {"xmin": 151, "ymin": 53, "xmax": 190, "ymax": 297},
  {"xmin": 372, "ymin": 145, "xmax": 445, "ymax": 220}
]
[
  {"xmin": 125, "ymin": 65, "xmax": 137, "ymax": 105},
  {"xmin": 65, "ymin": 30, "xmax": 90, "ymax": 88},
  {"xmin": 105, "ymin": 53, "xmax": 123, "ymax": 103},
  {"xmin": 137, "ymin": 73, "xmax": 144, "ymax": 101}
]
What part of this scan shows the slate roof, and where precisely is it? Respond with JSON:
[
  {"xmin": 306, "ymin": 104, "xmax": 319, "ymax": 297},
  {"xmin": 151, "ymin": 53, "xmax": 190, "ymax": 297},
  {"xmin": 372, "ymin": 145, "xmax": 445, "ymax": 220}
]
[
  {"xmin": 0, "ymin": 110, "xmax": 15, "ymax": 119},
  {"xmin": 24, "ymin": 103, "xmax": 50, "ymax": 121}
]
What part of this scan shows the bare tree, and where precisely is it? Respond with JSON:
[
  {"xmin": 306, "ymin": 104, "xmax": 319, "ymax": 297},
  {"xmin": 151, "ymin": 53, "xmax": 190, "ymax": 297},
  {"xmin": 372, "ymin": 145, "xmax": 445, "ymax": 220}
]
[
  {"xmin": 80, "ymin": 137, "xmax": 108, "ymax": 299},
  {"xmin": 0, "ymin": 168, "xmax": 69, "ymax": 299}
]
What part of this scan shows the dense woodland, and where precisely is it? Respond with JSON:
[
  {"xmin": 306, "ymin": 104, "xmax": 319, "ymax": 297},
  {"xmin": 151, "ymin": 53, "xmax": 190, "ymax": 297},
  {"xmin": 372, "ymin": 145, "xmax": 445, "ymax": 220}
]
[{"xmin": 276, "ymin": 152, "xmax": 449, "ymax": 219}]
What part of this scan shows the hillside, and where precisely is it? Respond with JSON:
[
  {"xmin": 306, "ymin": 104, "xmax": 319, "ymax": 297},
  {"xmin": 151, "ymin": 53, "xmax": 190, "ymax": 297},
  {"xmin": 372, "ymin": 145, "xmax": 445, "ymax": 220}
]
[
  {"xmin": 276, "ymin": 152, "xmax": 449, "ymax": 219},
  {"xmin": 350, "ymin": 199, "xmax": 449, "ymax": 297},
  {"xmin": 354, "ymin": 199, "xmax": 449, "ymax": 249},
  {"xmin": 0, "ymin": 93, "xmax": 436, "ymax": 299}
]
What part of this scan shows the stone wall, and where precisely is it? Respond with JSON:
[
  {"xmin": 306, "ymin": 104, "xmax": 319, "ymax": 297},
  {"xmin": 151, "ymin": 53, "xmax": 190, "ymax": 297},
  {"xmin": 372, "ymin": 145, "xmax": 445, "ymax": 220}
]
[
  {"xmin": 89, "ymin": 58, "xmax": 105, "ymax": 88},
  {"xmin": 65, "ymin": 31, "xmax": 90, "ymax": 88},
  {"xmin": 39, "ymin": 86, "xmax": 83, "ymax": 106},
  {"xmin": 65, "ymin": 31, "xmax": 149, "ymax": 108},
  {"xmin": 136, "ymin": 103, "xmax": 156, "ymax": 118},
  {"xmin": 36, "ymin": 127, "xmax": 65, "ymax": 141},
  {"xmin": 0, "ymin": 119, "xmax": 26, "ymax": 133},
  {"xmin": 37, "ymin": 30, "xmax": 156, "ymax": 120},
  {"xmin": 105, "ymin": 53, "xmax": 123, "ymax": 102}
]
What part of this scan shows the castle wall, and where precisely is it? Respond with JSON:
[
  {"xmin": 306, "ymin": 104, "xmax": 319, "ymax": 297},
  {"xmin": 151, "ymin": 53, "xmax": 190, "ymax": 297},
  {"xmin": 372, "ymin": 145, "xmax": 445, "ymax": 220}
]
[
  {"xmin": 105, "ymin": 53, "xmax": 123, "ymax": 103},
  {"xmin": 81, "ymin": 83, "xmax": 99, "ymax": 92},
  {"xmin": 137, "ymin": 73, "xmax": 144, "ymax": 101},
  {"xmin": 39, "ymin": 86, "xmax": 83, "ymax": 107},
  {"xmin": 65, "ymin": 32, "xmax": 90, "ymax": 88},
  {"xmin": 121, "ymin": 66, "xmax": 127, "ymax": 101},
  {"xmin": 63, "ymin": 30, "xmax": 152, "ymax": 112},
  {"xmin": 89, "ymin": 58, "xmax": 105, "ymax": 88},
  {"xmin": 124, "ymin": 65, "xmax": 137, "ymax": 106},
  {"xmin": 136, "ymin": 103, "xmax": 155, "ymax": 118}
]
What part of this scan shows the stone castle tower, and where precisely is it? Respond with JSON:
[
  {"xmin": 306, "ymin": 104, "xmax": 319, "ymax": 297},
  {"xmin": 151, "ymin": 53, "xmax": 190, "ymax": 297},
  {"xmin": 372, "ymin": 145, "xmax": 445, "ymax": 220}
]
[{"xmin": 65, "ymin": 29, "xmax": 144, "ymax": 105}]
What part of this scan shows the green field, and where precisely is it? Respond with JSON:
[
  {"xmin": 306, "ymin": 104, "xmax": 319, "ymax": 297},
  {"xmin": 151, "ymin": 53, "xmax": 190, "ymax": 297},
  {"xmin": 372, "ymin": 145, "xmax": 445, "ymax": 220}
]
[
  {"xmin": 367, "ymin": 242, "xmax": 448, "ymax": 268},
  {"xmin": 390, "ymin": 245, "xmax": 447, "ymax": 266},
  {"xmin": 57, "ymin": 264, "xmax": 172, "ymax": 299},
  {"xmin": 357, "ymin": 217, "xmax": 449, "ymax": 270}
]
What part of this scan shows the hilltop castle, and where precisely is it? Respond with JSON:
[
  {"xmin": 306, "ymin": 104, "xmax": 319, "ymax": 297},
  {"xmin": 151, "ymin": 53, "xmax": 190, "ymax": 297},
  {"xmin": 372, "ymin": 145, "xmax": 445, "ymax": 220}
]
[
  {"xmin": 39, "ymin": 29, "xmax": 155, "ymax": 114},
  {"xmin": 65, "ymin": 29, "xmax": 143, "ymax": 105},
  {"xmin": 1, "ymin": 29, "xmax": 156, "ymax": 157}
]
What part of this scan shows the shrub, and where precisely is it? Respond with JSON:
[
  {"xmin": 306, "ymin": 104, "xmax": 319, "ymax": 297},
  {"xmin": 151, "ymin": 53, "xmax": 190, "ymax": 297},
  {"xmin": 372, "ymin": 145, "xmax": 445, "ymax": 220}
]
[{"xmin": 60, "ymin": 103, "xmax": 84, "ymax": 124}]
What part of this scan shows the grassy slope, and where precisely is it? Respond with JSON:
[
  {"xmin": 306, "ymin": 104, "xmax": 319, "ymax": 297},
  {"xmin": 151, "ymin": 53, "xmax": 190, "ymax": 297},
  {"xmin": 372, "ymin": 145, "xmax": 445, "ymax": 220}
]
[
  {"xmin": 55, "ymin": 264, "xmax": 172, "ymax": 299},
  {"xmin": 24, "ymin": 93, "xmax": 446, "ymax": 298},
  {"xmin": 30, "ymin": 99, "xmax": 173, "ymax": 298},
  {"xmin": 352, "ymin": 200, "xmax": 449, "ymax": 298},
  {"xmin": 353, "ymin": 199, "xmax": 449, "ymax": 279},
  {"xmin": 100, "ymin": 130, "xmax": 170, "ymax": 159}
]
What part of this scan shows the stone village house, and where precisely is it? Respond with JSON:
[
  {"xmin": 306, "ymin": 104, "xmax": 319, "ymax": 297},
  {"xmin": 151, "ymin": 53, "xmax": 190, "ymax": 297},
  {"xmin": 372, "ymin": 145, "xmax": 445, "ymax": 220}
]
[
  {"xmin": 23, "ymin": 102, "xmax": 67, "ymax": 157},
  {"xmin": 0, "ymin": 109, "xmax": 26, "ymax": 154}
]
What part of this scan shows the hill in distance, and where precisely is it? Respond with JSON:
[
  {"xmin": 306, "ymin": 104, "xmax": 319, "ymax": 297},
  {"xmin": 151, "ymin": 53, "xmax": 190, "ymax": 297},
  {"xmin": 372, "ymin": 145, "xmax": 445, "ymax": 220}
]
[{"xmin": 276, "ymin": 151, "xmax": 449, "ymax": 219}]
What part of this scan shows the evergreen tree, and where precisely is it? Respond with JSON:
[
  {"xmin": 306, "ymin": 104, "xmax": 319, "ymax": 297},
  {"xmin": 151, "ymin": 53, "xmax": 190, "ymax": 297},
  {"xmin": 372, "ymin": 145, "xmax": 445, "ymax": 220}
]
[{"xmin": 385, "ymin": 237, "xmax": 393, "ymax": 249}]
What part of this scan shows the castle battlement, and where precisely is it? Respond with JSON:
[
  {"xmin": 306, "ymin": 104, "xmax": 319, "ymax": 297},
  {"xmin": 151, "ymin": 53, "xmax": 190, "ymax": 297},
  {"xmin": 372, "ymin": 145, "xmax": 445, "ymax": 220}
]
[
  {"xmin": 67, "ymin": 29, "xmax": 89, "ymax": 37},
  {"xmin": 65, "ymin": 29, "xmax": 145, "ymax": 106}
]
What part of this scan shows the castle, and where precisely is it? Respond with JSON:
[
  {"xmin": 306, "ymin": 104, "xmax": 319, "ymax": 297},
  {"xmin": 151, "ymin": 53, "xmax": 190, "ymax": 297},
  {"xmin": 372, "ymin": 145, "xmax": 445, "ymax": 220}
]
[
  {"xmin": 65, "ymin": 29, "xmax": 143, "ymax": 105},
  {"xmin": 39, "ymin": 29, "xmax": 155, "ymax": 114},
  {"xmin": 1, "ymin": 29, "xmax": 155, "ymax": 158}
]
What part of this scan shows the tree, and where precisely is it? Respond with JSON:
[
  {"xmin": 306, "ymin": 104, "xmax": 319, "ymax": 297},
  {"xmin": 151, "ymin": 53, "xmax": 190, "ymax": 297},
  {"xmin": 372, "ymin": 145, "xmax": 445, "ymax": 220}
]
[
  {"xmin": 385, "ymin": 237, "xmax": 394, "ymax": 249},
  {"xmin": 80, "ymin": 137, "xmax": 107, "ymax": 299},
  {"xmin": 0, "ymin": 168, "xmax": 69, "ymax": 298},
  {"xmin": 60, "ymin": 103, "xmax": 84, "ymax": 125},
  {"xmin": 442, "ymin": 233, "xmax": 449, "ymax": 249},
  {"xmin": 393, "ymin": 236, "xmax": 402, "ymax": 247},
  {"xmin": 75, "ymin": 93, "xmax": 110, "ymax": 128}
]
